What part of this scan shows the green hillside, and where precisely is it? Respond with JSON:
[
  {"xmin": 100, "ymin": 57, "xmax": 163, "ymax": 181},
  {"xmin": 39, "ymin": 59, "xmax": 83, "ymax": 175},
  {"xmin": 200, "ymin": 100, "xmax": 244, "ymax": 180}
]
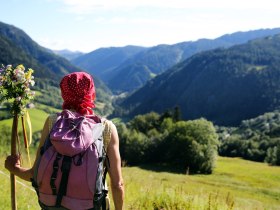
[
  {"xmin": 0, "ymin": 156, "xmax": 279, "ymax": 209},
  {"xmin": 0, "ymin": 108, "xmax": 49, "ymax": 132},
  {"xmin": 0, "ymin": 34, "xmax": 50, "ymax": 78},
  {"xmin": 0, "ymin": 105, "xmax": 54, "ymax": 154},
  {"xmin": 120, "ymin": 34, "xmax": 280, "ymax": 126},
  {"xmin": 0, "ymin": 21, "xmax": 78, "ymax": 78}
]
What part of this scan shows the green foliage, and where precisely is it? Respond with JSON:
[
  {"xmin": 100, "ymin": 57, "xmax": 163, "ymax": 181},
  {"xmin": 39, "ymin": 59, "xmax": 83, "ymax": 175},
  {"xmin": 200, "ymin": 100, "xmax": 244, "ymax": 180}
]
[
  {"xmin": 118, "ymin": 110, "xmax": 219, "ymax": 174},
  {"xmin": 218, "ymin": 110, "xmax": 280, "ymax": 165},
  {"xmin": 265, "ymin": 144, "xmax": 280, "ymax": 165},
  {"xmin": 163, "ymin": 119, "xmax": 219, "ymax": 174},
  {"xmin": 129, "ymin": 112, "xmax": 161, "ymax": 134}
]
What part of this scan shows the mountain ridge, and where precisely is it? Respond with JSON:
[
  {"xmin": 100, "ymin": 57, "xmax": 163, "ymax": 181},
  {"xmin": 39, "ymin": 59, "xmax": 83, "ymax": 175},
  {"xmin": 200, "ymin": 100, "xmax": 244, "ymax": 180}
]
[
  {"xmin": 72, "ymin": 45, "xmax": 146, "ymax": 81},
  {"xmin": 119, "ymin": 34, "xmax": 280, "ymax": 126},
  {"xmin": 108, "ymin": 28, "xmax": 280, "ymax": 93},
  {"xmin": 73, "ymin": 27, "xmax": 280, "ymax": 93},
  {"xmin": 52, "ymin": 49, "xmax": 84, "ymax": 61}
]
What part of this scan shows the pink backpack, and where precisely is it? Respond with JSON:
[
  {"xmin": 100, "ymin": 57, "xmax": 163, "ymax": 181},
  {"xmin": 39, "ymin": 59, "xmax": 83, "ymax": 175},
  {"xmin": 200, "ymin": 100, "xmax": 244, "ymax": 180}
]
[{"xmin": 32, "ymin": 110, "xmax": 110, "ymax": 210}]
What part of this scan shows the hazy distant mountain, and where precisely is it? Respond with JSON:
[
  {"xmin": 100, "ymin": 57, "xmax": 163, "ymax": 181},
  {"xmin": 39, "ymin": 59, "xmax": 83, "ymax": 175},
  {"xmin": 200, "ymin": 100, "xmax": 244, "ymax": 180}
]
[
  {"xmin": 53, "ymin": 49, "xmax": 84, "ymax": 61},
  {"xmin": 108, "ymin": 28, "xmax": 280, "ymax": 93},
  {"xmin": 120, "ymin": 34, "xmax": 280, "ymax": 126},
  {"xmin": 72, "ymin": 46, "xmax": 146, "ymax": 80}
]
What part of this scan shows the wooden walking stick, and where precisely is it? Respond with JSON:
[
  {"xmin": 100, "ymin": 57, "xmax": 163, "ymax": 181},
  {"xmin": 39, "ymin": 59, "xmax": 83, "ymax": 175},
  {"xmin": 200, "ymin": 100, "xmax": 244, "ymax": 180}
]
[
  {"xmin": 10, "ymin": 114, "xmax": 18, "ymax": 210},
  {"xmin": 0, "ymin": 64, "xmax": 35, "ymax": 210}
]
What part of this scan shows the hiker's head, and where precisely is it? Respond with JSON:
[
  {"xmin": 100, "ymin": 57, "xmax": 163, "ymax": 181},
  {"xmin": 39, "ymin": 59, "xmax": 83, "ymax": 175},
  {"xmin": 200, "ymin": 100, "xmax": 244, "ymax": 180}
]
[{"xmin": 60, "ymin": 72, "xmax": 96, "ymax": 115}]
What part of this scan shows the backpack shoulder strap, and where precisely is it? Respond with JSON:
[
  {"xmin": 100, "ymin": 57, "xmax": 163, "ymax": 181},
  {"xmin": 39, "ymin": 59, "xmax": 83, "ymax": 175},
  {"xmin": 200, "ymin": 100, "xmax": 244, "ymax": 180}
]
[
  {"xmin": 94, "ymin": 119, "xmax": 112, "ymax": 209},
  {"xmin": 102, "ymin": 120, "xmax": 112, "ymax": 152},
  {"xmin": 48, "ymin": 113, "xmax": 58, "ymax": 133}
]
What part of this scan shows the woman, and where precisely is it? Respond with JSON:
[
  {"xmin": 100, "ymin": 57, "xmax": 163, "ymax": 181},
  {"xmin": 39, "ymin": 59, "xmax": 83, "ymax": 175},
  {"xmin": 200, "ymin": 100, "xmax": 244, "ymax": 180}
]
[{"xmin": 5, "ymin": 72, "xmax": 124, "ymax": 210}]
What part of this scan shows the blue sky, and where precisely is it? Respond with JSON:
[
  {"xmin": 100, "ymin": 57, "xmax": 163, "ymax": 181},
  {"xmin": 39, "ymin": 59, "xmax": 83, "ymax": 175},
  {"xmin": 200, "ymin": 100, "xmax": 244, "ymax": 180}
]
[{"xmin": 1, "ymin": 0, "xmax": 279, "ymax": 52}]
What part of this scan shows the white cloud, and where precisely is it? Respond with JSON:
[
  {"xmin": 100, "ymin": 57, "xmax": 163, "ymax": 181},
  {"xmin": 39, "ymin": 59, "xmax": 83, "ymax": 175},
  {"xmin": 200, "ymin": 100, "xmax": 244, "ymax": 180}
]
[
  {"xmin": 57, "ymin": 0, "xmax": 279, "ymax": 14},
  {"xmin": 38, "ymin": 37, "xmax": 74, "ymax": 51},
  {"xmin": 37, "ymin": 0, "xmax": 280, "ymax": 52}
]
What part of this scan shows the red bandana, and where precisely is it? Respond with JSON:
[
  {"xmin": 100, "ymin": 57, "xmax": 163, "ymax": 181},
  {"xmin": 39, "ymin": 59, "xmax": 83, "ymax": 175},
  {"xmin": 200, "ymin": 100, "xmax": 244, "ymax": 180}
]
[{"xmin": 60, "ymin": 72, "xmax": 96, "ymax": 115}]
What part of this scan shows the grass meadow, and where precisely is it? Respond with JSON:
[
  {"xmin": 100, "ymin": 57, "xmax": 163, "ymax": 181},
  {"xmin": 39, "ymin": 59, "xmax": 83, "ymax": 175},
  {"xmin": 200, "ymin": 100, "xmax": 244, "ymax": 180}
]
[
  {"xmin": 0, "ymin": 155, "xmax": 279, "ymax": 210},
  {"xmin": 0, "ymin": 108, "xmax": 49, "ymax": 132},
  {"xmin": 0, "ymin": 107, "xmax": 279, "ymax": 209}
]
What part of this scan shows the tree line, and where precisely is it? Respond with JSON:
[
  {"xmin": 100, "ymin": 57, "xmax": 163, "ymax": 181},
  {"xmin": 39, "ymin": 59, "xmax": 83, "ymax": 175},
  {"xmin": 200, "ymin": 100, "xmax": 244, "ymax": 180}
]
[
  {"xmin": 116, "ymin": 108, "xmax": 280, "ymax": 174},
  {"xmin": 116, "ymin": 108, "xmax": 219, "ymax": 174},
  {"xmin": 218, "ymin": 110, "xmax": 280, "ymax": 166}
]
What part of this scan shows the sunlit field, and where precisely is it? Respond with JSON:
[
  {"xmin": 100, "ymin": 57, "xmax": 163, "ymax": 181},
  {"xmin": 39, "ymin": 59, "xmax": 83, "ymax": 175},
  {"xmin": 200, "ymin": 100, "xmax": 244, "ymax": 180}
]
[{"xmin": 0, "ymin": 156, "xmax": 279, "ymax": 210}]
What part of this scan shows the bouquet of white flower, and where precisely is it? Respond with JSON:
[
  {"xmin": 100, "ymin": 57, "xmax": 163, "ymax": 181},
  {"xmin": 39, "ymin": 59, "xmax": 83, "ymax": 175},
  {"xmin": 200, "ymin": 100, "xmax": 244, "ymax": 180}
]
[{"xmin": 0, "ymin": 64, "xmax": 35, "ymax": 115}]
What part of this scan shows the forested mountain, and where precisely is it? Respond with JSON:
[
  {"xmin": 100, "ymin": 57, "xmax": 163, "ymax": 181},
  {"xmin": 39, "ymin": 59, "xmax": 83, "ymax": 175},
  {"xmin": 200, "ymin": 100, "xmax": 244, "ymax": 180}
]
[
  {"xmin": 106, "ymin": 28, "xmax": 280, "ymax": 93},
  {"xmin": 52, "ymin": 49, "xmax": 84, "ymax": 61},
  {"xmin": 107, "ymin": 44, "xmax": 187, "ymax": 93},
  {"xmin": 72, "ymin": 45, "xmax": 146, "ymax": 81},
  {"xmin": 0, "ymin": 21, "xmax": 112, "ymax": 114},
  {"xmin": 0, "ymin": 21, "xmax": 81, "ymax": 79},
  {"xmin": 119, "ymin": 34, "xmax": 280, "ymax": 126},
  {"xmin": 0, "ymin": 34, "xmax": 50, "ymax": 78}
]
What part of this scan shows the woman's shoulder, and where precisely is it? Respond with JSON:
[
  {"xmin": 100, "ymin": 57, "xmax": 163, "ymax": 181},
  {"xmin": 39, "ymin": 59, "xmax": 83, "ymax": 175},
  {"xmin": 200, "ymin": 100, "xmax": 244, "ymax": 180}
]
[
  {"xmin": 45, "ymin": 113, "xmax": 59, "ymax": 133},
  {"xmin": 101, "ymin": 119, "xmax": 118, "ymax": 150},
  {"xmin": 48, "ymin": 113, "xmax": 58, "ymax": 121}
]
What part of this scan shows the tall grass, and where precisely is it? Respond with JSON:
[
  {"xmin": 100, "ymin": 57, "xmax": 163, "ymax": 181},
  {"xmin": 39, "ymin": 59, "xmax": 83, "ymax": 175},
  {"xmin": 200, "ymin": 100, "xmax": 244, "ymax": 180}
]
[
  {"xmin": 1, "ymin": 155, "xmax": 278, "ymax": 210},
  {"xmin": 120, "ymin": 157, "xmax": 280, "ymax": 210}
]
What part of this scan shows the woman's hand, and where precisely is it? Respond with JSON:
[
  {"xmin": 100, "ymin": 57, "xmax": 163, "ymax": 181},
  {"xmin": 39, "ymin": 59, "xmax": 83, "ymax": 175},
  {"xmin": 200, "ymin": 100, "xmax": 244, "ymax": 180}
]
[
  {"xmin": 3, "ymin": 116, "xmax": 52, "ymax": 182},
  {"xmin": 5, "ymin": 155, "xmax": 21, "ymax": 174},
  {"xmin": 5, "ymin": 154, "xmax": 33, "ymax": 181}
]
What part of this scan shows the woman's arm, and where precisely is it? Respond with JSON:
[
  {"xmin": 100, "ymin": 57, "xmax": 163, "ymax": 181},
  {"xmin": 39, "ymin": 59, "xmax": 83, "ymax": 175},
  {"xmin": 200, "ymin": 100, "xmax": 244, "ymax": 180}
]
[
  {"xmin": 5, "ymin": 116, "xmax": 51, "ymax": 181},
  {"xmin": 107, "ymin": 123, "xmax": 125, "ymax": 210}
]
